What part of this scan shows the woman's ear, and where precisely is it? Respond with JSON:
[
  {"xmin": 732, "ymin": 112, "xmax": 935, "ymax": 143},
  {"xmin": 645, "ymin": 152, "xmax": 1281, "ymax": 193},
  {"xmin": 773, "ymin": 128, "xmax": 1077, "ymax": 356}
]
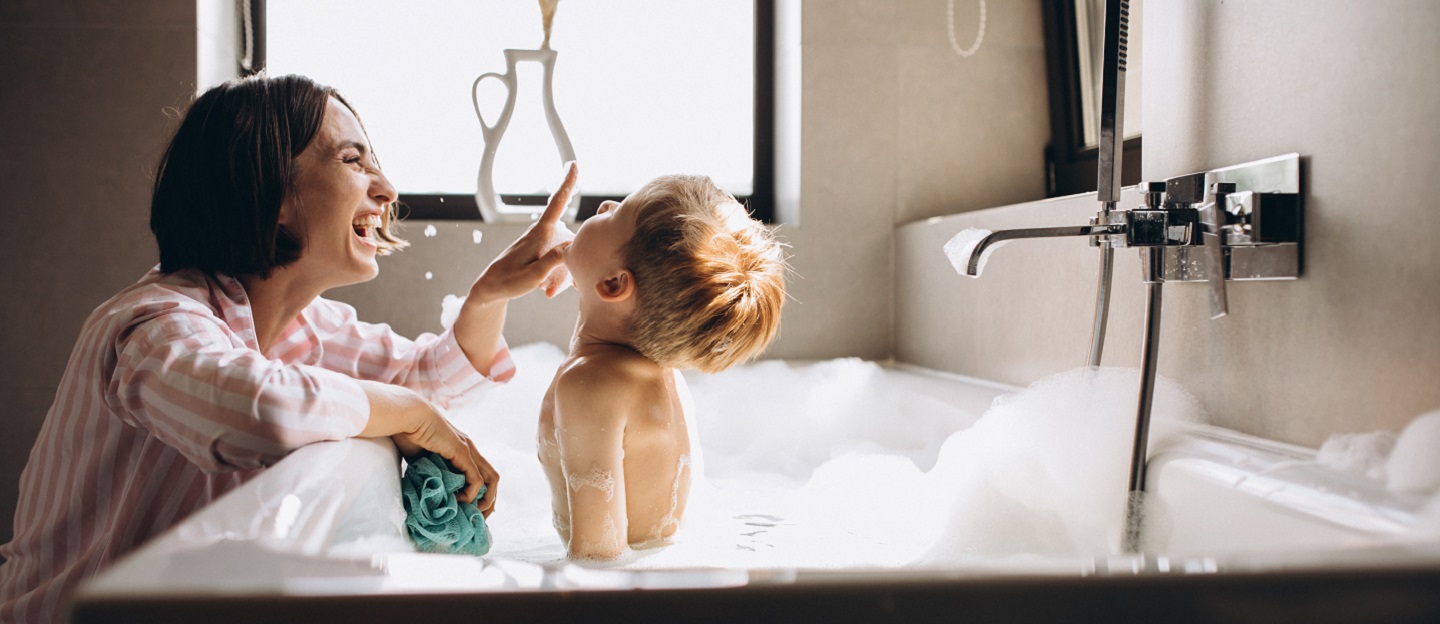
[
  {"xmin": 595, "ymin": 269, "xmax": 634, "ymax": 302},
  {"xmin": 277, "ymin": 196, "xmax": 297, "ymax": 227}
]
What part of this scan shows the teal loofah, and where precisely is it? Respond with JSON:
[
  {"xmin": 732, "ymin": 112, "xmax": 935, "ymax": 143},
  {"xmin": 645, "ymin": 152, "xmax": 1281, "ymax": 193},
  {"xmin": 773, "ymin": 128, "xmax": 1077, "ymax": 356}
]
[{"xmin": 400, "ymin": 452, "xmax": 491, "ymax": 556}]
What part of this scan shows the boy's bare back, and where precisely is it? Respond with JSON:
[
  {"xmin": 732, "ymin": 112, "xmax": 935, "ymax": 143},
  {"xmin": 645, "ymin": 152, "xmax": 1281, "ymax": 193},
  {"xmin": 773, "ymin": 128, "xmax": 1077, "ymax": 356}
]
[
  {"xmin": 538, "ymin": 173, "xmax": 783, "ymax": 560},
  {"xmin": 538, "ymin": 343, "xmax": 692, "ymax": 560}
]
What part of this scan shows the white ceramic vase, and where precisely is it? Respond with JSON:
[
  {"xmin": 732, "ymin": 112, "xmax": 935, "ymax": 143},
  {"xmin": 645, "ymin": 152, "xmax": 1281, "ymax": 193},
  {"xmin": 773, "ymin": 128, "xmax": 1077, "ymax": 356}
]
[{"xmin": 472, "ymin": 48, "xmax": 579, "ymax": 223}]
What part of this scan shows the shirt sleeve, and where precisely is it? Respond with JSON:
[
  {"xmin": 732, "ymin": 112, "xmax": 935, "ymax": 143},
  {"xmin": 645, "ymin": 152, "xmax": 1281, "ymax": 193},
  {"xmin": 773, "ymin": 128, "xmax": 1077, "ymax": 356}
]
[
  {"xmin": 303, "ymin": 297, "xmax": 514, "ymax": 409},
  {"xmin": 110, "ymin": 305, "xmax": 371, "ymax": 474}
]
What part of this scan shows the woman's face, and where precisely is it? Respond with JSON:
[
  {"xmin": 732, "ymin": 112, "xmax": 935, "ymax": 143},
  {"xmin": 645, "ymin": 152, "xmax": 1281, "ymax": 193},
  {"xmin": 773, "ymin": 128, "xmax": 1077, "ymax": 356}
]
[{"xmin": 280, "ymin": 97, "xmax": 397, "ymax": 288}]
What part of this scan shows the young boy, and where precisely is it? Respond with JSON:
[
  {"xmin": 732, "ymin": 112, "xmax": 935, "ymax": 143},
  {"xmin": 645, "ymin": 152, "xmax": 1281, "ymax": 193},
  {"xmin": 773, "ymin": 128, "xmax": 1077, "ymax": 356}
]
[{"xmin": 538, "ymin": 175, "xmax": 786, "ymax": 560}]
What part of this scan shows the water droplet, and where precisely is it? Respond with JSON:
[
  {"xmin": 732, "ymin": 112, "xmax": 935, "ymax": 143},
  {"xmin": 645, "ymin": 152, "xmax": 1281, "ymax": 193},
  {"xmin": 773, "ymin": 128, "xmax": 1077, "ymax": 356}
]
[
  {"xmin": 425, "ymin": 272, "xmax": 433, "ymax": 280},
  {"xmin": 472, "ymin": 229, "xmax": 484, "ymax": 244},
  {"xmin": 424, "ymin": 224, "xmax": 438, "ymax": 237}
]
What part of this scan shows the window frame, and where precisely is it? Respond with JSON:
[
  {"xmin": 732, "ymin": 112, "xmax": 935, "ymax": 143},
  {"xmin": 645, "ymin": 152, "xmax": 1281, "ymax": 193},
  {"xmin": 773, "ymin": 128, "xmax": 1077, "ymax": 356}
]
[
  {"xmin": 1041, "ymin": 0, "xmax": 1141, "ymax": 197},
  {"xmin": 248, "ymin": 0, "xmax": 775, "ymax": 223}
]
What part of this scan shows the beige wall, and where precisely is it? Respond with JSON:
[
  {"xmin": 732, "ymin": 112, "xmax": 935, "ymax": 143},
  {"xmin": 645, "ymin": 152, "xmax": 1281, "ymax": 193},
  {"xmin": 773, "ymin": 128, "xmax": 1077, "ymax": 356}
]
[
  {"xmin": 0, "ymin": 1, "xmax": 197, "ymax": 552},
  {"xmin": 897, "ymin": 1, "xmax": 1440, "ymax": 447},
  {"xmin": 0, "ymin": 0, "xmax": 1051, "ymax": 548}
]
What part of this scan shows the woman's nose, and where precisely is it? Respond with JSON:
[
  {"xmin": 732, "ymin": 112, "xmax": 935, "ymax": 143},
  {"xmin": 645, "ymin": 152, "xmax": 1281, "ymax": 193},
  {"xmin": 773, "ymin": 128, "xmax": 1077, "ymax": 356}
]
[
  {"xmin": 371, "ymin": 168, "xmax": 398, "ymax": 205},
  {"xmin": 598, "ymin": 200, "xmax": 617, "ymax": 214}
]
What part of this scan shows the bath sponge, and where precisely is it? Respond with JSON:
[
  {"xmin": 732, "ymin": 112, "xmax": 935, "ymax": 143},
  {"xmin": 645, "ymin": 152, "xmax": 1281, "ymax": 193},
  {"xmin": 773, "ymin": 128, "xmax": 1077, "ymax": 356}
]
[{"xmin": 400, "ymin": 452, "xmax": 491, "ymax": 556}]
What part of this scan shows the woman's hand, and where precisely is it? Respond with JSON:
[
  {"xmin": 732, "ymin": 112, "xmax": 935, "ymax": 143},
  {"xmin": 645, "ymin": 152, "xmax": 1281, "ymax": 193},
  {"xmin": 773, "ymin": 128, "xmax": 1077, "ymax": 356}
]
[
  {"xmin": 391, "ymin": 412, "xmax": 499, "ymax": 516},
  {"xmin": 451, "ymin": 162, "xmax": 578, "ymax": 377},
  {"xmin": 471, "ymin": 161, "xmax": 579, "ymax": 304},
  {"xmin": 360, "ymin": 380, "xmax": 499, "ymax": 516}
]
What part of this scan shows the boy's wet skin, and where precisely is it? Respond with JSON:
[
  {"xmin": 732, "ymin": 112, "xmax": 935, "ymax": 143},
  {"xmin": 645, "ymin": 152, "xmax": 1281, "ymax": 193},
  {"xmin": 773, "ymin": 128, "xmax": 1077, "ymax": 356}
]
[{"xmin": 536, "ymin": 175, "xmax": 785, "ymax": 561}]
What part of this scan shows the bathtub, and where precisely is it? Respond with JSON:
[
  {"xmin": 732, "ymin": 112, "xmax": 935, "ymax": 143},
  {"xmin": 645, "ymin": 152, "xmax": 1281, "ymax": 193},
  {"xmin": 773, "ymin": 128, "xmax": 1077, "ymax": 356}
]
[{"xmin": 70, "ymin": 346, "xmax": 1440, "ymax": 623}]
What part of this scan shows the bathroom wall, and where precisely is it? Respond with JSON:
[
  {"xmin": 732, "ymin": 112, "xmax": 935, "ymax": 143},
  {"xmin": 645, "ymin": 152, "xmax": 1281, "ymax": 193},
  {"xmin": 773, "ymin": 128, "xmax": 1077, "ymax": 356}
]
[
  {"xmin": 896, "ymin": 1, "xmax": 1440, "ymax": 447},
  {"xmin": 0, "ymin": 0, "xmax": 198, "ymax": 552},
  {"xmin": 0, "ymin": 0, "xmax": 1051, "ymax": 550}
]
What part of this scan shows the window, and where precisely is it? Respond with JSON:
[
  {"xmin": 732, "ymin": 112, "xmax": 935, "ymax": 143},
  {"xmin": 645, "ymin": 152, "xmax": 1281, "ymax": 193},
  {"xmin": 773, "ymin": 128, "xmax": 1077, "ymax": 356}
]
[
  {"xmin": 257, "ymin": 0, "xmax": 774, "ymax": 221},
  {"xmin": 1042, "ymin": 0, "xmax": 1143, "ymax": 197}
]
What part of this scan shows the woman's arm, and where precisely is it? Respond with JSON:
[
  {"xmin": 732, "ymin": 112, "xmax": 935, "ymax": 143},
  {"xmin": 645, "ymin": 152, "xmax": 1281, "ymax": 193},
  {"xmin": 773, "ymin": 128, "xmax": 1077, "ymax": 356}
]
[
  {"xmin": 113, "ymin": 308, "xmax": 372, "ymax": 473},
  {"xmin": 305, "ymin": 298, "xmax": 515, "ymax": 406},
  {"xmin": 357, "ymin": 380, "xmax": 497, "ymax": 510},
  {"xmin": 115, "ymin": 307, "xmax": 497, "ymax": 510}
]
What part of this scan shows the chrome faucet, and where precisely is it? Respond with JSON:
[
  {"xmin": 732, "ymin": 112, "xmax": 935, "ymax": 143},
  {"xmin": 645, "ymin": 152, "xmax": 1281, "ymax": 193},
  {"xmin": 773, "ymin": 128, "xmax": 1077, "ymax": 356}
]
[
  {"xmin": 949, "ymin": 153, "xmax": 1304, "ymax": 554},
  {"xmin": 960, "ymin": 224, "xmax": 1124, "ymax": 277}
]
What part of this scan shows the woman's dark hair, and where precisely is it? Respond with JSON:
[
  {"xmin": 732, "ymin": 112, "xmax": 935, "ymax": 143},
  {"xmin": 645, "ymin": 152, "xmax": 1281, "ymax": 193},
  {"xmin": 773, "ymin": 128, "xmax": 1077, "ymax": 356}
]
[{"xmin": 150, "ymin": 73, "xmax": 405, "ymax": 277}]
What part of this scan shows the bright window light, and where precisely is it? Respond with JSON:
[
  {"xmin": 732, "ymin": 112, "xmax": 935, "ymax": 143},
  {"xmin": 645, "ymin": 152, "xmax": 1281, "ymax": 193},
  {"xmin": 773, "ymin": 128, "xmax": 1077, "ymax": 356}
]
[{"xmin": 266, "ymin": 1, "xmax": 755, "ymax": 200}]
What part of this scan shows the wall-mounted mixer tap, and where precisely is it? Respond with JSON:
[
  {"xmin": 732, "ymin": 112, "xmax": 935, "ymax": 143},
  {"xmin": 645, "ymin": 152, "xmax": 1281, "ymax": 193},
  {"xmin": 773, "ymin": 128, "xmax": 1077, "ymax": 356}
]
[
  {"xmin": 943, "ymin": 152, "xmax": 1305, "ymax": 554},
  {"xmin": 953, "ymin": 154, "xmax": 1303, "ymax": 291}
]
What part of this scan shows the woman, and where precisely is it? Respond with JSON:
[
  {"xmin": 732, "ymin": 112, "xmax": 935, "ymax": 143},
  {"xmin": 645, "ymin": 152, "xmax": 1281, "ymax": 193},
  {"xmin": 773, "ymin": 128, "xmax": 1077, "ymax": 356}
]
[{"xmin": 0, "ymin": 74, "xmax": 575, "ymax": 623}]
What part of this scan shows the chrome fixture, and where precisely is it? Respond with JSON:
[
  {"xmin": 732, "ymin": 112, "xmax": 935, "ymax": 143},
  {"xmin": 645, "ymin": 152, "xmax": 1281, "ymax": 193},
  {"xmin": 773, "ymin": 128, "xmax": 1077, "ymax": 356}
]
[
  {"xmin": 955, "ymin": 0, "xmax": 1306, "ymax": 555},
  {"xmin": 960, "ymin": 153, "xmax": 1304, "ymax": 553},
  {"xmin": 1089, "ymin": 0, "xmax": 1130, "ymax": 369}
]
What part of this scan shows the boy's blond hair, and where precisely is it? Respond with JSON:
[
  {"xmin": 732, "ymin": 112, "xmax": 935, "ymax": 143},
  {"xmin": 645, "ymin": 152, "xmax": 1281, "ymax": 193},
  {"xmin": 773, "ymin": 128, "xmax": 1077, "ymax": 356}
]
[{"xmin": 620, "ymin": 175, "xmax": 786, "ymax": 373}]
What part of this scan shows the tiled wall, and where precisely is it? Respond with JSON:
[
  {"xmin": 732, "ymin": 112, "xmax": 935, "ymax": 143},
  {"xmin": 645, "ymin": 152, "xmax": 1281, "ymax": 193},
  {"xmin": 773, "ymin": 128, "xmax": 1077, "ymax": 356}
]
[{"xmin": 896, "ymin": 1, "xmax": 1440, "ymax": 447}]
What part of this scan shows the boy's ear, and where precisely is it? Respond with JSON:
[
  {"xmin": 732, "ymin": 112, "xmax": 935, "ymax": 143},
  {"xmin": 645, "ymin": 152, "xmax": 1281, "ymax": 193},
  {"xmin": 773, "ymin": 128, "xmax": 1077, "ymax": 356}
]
[{"xmin": 596, "ymin": 269, "xmax": 635, "ymax": 302}]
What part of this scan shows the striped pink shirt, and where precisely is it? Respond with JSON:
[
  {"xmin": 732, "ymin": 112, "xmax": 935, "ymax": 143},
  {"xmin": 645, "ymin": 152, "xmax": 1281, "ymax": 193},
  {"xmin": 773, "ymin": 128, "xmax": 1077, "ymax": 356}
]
[{"xmin": 0, "ymin": 268, "xmax": 513, "ymax": 623}]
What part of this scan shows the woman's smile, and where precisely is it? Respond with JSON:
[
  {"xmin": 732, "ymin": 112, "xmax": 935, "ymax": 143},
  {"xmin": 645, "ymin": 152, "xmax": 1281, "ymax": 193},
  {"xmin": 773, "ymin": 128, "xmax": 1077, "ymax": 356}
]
[{"xmin": 352, "ymin": 213, "xmax": 381, "ymax": 249}]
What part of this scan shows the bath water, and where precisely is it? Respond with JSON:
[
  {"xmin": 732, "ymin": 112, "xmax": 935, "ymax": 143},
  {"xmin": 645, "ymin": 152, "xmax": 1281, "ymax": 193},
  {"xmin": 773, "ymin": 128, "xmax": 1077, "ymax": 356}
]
[{"xmin": 444, "ymin": 343, "xmax": 1209, "ymax": 569}]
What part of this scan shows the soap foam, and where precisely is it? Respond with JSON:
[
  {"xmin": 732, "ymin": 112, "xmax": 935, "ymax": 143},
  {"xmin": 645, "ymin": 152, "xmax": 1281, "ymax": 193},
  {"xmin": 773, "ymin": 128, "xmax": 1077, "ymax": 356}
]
[
  {"xmin": 654, "ymin": 455, "xmax": 692, "ymax": 539},
  {"xmin": 1387, "ymin": 410, "xmax": 1440, "ymax": 495},
  {"xmin": 1316, "ymin": 430, "xmax": 1397, "ymax": 481},
  {"xmin": 447, "ymin": 344, "xmax": 1214, "ymax": 568},
  {"xmin": 568, "ymin": 467, "xmax": 617, "ymax": 501},
  {"xmin": 569, "ymin": 513, "xmax": 626, "ymax": 563},
  {"xmin": 919, "ymin": 367, "xmax": 1202, "ymax": 560},
  {"xmin": 427, "ymin": 334, "xmax": 1440, "ymax": 569},
  {"xmin": 1302, "ymin": 409, "xmax": 1440, "ymax": 499},
  {"xmin": 439, "ymin": 294, "xmax": 465, "ymax": 329}
]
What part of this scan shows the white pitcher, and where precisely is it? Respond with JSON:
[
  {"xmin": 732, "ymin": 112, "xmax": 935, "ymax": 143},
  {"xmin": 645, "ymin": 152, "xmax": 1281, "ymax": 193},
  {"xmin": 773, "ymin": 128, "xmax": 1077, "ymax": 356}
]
[{"xmin": 472, "ymin": 48, "xmax": 579, "ymax": 223}]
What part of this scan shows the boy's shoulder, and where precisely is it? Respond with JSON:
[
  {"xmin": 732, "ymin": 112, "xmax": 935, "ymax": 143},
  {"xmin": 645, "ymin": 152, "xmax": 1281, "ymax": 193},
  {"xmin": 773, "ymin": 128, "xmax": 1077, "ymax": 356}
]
[
  {"xmin": 557, "ymin": 347, "xmax": 666, "ymax": 389},
  {"xmin": 553, "ymin": 347, "xmax": 669, "ymax": 422}
]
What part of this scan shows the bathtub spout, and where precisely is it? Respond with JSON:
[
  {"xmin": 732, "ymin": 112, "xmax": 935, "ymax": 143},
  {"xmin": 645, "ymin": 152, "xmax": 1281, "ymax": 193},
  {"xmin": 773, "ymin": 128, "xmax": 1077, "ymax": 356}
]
[{"xmin": 964, "ymin": 224, "xmax": 1124, "ymax": 276}]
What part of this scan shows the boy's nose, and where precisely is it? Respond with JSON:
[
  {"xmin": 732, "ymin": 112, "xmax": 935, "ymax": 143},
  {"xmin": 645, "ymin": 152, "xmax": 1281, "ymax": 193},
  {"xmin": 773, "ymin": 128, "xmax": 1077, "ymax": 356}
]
[{"xmin": 598, "ymin": 200, "xmax": 618, "ymax": 214}]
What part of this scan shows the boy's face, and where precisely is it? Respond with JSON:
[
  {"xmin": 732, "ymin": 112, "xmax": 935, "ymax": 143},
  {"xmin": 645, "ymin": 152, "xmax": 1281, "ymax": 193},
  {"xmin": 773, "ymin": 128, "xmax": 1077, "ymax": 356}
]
[{"xmin": 564, "ymin": 197, "xmax": 639, "ymax": 289}]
